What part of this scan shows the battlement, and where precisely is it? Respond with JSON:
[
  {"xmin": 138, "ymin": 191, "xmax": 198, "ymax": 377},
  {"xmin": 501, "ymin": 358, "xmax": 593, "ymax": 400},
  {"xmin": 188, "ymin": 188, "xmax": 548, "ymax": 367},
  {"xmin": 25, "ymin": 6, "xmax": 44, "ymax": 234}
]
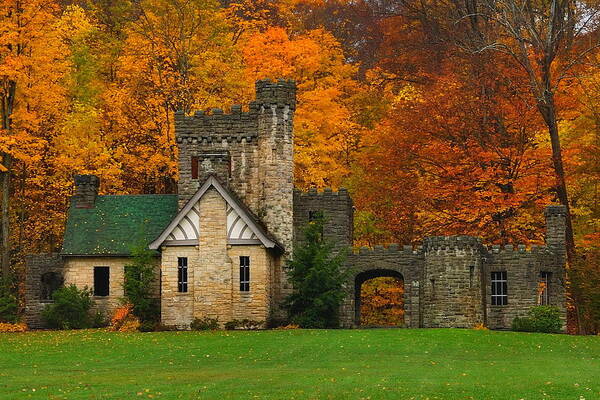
[
  {"xmin": 354, "ymin": 244, "xmax": 421, "ymax": 255},
  {"xmin": 174, "ymin": 106, "xmax": 259, "ymax": 143},
  {"xmin": 424, "ymin": 235, "xmax": 484, "ymax": 251},
  {"xmin": 485, "ymin": 243, "xmax": 550, "ymax": 254},
  {"xmin": 255, "ymin": 79, "xmax": 296, "ymax": 109},
  {"xmin": 293, "ymin": 187, "xmax": 351, "ymax": 197}
]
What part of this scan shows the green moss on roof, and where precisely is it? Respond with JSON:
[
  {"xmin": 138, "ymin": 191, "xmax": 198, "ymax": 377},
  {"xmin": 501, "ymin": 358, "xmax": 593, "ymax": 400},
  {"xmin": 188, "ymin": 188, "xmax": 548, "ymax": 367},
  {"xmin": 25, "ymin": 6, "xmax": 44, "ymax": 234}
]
[{"xmin": 61, "ymin": 195, "xmax": 179, "ymax": 256}]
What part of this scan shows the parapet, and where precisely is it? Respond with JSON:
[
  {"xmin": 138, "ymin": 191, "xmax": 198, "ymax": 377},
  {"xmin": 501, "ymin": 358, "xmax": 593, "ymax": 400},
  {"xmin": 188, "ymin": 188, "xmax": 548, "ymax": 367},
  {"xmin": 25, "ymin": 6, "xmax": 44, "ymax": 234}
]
[
  {"xmin": 174, "ymin": 106, "xmax": 259, "ymax": 144},
  {"xmin": 424, "ymin": 235, "xmax": 483, "ymax": 251},
  {"xmin": 174, "ymin": 79, "xmax": 297, "ymax": 143},
  {"xmin": 294, "ymin": 187, "xmax": 351, "ymax": 197},
  {"xmin": 544, "ymin": 205, "xmax": 567, "ymax": 217},
  {"xmin": 255, "ymin": 79, "xmax": 296, "ymax": 109}
]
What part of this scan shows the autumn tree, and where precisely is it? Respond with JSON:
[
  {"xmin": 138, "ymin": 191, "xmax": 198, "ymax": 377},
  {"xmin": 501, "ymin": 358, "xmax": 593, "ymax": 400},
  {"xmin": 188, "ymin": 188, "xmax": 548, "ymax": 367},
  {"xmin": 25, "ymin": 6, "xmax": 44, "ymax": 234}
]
[{"xmin": 0, "ymin": 0, "xmax": 70, "ymax": 272}]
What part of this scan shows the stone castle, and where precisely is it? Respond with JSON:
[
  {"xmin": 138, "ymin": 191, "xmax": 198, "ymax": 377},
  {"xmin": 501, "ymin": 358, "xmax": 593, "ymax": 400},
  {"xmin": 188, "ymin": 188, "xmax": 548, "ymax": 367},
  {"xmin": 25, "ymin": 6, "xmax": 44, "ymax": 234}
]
[{"xmin": 25, "ymin": 80, "xmax": 567, "ymax": 330}]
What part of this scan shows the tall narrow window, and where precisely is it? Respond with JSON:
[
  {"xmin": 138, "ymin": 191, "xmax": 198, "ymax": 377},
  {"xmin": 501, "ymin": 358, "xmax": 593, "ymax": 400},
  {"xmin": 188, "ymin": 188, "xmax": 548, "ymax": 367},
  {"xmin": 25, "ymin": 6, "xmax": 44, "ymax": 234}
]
[
  {"xmin": 178, "ymin": 257, "xmax": 188, "ymax": 293},
  {"xmin": 491, "ymin": 271, "xmax": 508, "ymax": 305},
  {"xmin": 240, "ymin": 256, "xmax": 250, "ymax": 292},
  {"xmin": 538, "ymin": 271, "xmax": 551, "ymax": 305},
  {"xmin": 191, "ymin": 156, "xmax": 199, "ymax": 179},
  {"xmin": 93, "ymin": 267, "xmax": 110, "ymax": 297}
]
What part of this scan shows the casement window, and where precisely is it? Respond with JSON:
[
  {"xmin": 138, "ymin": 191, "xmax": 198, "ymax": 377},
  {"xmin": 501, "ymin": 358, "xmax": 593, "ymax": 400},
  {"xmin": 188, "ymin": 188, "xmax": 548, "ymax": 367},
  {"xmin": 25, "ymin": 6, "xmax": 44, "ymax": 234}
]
[
  {"xmin": 93, "ymin": 267, "xmax": 110, "ymax": 297},
  {"xmin": 240, "ymin": 256, "xmax": 250, "ymax": 292},
  {"xmin": 538, "ymin": 271, "xmax": 551, "ymax": 305},
  {"xmin": 191, "ymin": 156, "xmax": 199, "ymax": 179},
  {"xmin": 491, "ymin": 271, "xmax": 508, "ymax": 306},
  {"xmin": 178, "ymin": 257, "xmax": 188, "ymax": 293}
]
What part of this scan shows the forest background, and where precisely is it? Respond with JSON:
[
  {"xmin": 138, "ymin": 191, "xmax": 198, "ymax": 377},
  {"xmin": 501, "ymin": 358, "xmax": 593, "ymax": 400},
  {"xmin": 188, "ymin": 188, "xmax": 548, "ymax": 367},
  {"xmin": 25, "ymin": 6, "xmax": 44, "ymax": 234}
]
[{"xmin": 1, "ymin": 0, "xmax": 599, "ymax": 333}]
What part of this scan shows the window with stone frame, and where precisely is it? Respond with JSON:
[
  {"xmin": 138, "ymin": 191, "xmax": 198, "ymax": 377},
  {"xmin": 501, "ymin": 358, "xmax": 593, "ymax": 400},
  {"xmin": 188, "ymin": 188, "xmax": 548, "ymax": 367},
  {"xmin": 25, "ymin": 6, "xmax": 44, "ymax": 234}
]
[
  {"xmin": 93, "ymin": 267, "xmax": 110, "ymax": 297},
  {"xmin": 178, "ymin": 257, "xmax": 188, "ymax": 293},
  {"xmin": 491, "ymin": 271, "xmax": 508, "ymax": 305},
  {"xmin": 240, "ymin": 256, "xmax": 250, "ymax": 292},
  {"xmin": 40, "ymin": 272, "xmax": 62, "ymax": 301},
  {"xmin": 538, "ymin": 271, "xmax": 551, "ymax": 305}
]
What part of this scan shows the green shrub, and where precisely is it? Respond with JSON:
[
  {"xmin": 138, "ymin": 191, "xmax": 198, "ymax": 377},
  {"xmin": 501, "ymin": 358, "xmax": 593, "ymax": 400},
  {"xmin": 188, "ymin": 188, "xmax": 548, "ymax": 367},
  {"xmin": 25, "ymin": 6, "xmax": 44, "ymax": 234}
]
[
  {"xmin": 123, "ymin": 243, "xmax": 159, "ymax": 323},
  {"xmin": 91, "ymin": 310, "xmax": 108, "ymax": 328},
  {"xmin": 42, "ymin": 285, "xmax": 94, "ymax": 329},
  {"xmin": 512, "ymin": 306, "xmax": 562, "ymax": 333},
  {"xmin": 224, "ymin": 319, "xmax": 263, "ymax": 330},
  {"xmin": 284, "ymin": 215, "xmax": 349, "ymax": 328},
  {"xmin": 139, "ymin": 320, "xmax": 158, "ymax": 332},
  {"xmin": 0, "ymin": 277, "xmax": 18, "ymax": 323},
  {"xmin": 190, "ymin": 317, "xmax": 219, "ymax": 331}
]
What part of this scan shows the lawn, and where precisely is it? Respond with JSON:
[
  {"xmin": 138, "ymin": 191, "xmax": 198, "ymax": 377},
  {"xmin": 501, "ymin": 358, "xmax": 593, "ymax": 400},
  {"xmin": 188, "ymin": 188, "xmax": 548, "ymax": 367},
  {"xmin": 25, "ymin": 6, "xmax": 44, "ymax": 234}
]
[{"xmin": 1, "ymin": 329, "xmax": 599, "ymax": 400}]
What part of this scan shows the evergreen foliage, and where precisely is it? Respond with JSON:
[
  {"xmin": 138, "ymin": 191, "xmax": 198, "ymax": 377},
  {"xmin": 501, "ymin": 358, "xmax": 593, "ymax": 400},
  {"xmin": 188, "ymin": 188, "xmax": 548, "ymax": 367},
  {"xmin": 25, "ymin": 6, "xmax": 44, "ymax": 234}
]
[
  {"xmin": 123, "ymin": 242, "xmax": 160, "ymax": 323},
  {"xmin": 42, "ymin": 285, "xmax": 94, "ymax": 329},
  {"xmin": 284, "ymin": 215, "xmax": 349, "ymax": 328},
  {"xmin": 0, "ymin": 276, "xmax": 18, "ymax": 323}
]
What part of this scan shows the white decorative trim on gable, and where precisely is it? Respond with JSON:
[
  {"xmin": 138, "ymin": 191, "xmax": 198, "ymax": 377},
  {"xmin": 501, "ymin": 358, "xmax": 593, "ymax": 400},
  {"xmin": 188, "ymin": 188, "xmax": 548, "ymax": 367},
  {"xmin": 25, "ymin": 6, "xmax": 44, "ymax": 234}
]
[{"xmin": 149, "ymin": 176, "xmax": 279, "ymax": 250}]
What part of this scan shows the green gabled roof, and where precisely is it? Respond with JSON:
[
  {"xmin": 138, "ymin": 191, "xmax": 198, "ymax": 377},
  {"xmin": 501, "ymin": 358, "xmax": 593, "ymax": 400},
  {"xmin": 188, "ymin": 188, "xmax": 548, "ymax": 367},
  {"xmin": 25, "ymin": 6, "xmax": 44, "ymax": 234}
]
[{"xmin": 61, "ymin": 194, "xmax": 179, "ymax": 256}]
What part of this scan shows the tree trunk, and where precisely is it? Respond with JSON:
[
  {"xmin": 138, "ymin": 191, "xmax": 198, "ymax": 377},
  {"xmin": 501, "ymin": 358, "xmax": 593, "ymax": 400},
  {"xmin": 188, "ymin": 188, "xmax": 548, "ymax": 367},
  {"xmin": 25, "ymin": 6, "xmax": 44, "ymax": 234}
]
[
  {"xmin": 538, "ymin": 91, "xmax": 576, "ymax": 264},
  {"xmin": 0, "ymin": 153, "xmax": 11, "ymax": 278}
]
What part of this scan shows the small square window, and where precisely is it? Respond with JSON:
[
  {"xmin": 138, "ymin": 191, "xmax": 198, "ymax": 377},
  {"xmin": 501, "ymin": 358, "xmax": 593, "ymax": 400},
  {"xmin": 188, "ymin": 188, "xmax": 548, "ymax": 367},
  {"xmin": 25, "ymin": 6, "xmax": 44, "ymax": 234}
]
[{"xmin": 94, "ymin": 267, "xmax": 110, "ymax": 297}]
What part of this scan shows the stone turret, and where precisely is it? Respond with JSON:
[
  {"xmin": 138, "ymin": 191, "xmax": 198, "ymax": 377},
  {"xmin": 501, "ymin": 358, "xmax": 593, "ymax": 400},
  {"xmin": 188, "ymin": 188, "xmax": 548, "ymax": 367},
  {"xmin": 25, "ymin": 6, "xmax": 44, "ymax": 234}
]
[
  {"xmin": 544, "ymin": 205, "xmax": 567, "ymax": 255},
  {"xmin": 255, "ymin": 79, "xmax": 296, "ymax": 253},
  {"xmin": 422, "ymin": 236, "xmax": 485, "ymax": 328},
  {"xmin": 73, "ymin": 175, "xmax": 100, "ymax": 209}
]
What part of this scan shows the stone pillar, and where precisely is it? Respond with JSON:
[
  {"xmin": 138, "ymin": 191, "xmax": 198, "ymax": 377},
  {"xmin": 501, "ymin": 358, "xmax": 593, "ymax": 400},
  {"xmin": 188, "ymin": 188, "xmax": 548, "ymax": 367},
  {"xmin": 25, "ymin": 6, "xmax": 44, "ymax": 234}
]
[{"xmin": 73, "ymin": 175, "xmax": 100, "ymax": 208}]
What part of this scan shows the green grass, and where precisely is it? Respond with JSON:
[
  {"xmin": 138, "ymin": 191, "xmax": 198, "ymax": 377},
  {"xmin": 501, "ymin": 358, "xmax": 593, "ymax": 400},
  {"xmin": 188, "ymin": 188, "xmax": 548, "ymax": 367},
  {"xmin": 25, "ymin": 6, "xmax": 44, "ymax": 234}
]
[{"xmin": 1, "ymin": 329, "xmax": 599, "ymax": 399}]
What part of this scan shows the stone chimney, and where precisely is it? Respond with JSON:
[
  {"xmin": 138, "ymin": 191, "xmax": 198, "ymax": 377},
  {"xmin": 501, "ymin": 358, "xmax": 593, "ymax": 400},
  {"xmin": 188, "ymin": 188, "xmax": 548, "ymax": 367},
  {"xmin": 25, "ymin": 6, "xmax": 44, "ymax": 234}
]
[{"xmin": 73, "ymin": 175, "xmax": 100, "ymax": 209}]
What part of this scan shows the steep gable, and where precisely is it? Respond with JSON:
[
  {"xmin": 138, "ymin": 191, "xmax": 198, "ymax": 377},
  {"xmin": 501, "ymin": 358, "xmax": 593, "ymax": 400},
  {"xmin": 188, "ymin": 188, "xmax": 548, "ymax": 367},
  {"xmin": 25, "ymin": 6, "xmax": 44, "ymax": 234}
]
[{"xmin": 149, "ymin": 176, "xmax": 282, "ymax": 251}]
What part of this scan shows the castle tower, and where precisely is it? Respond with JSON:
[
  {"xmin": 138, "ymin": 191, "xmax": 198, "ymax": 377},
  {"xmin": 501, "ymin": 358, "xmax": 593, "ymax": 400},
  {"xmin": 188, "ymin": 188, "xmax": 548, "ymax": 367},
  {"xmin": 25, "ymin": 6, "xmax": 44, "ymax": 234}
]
[
  {"xmin": 255, "ymin": 79, "xmax": 296, "ymax": 253},
  {"xmin": 174, "ymin": 79, "xmax": 296, "ymax": 252},
  {"xmin": 422, "ymin": 236, "xmax": 485, "ymax": 328}
]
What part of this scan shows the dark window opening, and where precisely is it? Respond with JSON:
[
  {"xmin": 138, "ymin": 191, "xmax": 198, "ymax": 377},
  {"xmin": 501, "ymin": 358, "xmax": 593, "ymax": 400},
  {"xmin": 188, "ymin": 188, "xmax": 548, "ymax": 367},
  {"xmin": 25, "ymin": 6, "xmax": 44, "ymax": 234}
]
[
  {"xmin": 93, "ymin": 267, "xmax": 110, "ymax": 297},
  {"xmin": 41, "ymin": 272, "xmax": 62, "ymax": 301},
  {"xmin": 308, "ymin": 210, "xmax": 324, "ymax": 240},
  {"xmin": 240, "ymin": 256, "xmax": 250, "ymax": 292},
  {"xmin": 430, "ymin": 279, "xmax": 435, "ymax": 299},
  {"xmin": 178, "ymin": 257, "xmax": 188, "ymax": 293},
  {"xmin": 491, "ymin": 271, "xmax": 508, "ymax": 305},
  {"xmin": 538, "ymin": 271, "xmax": 551, "ymax": 305},
  {"xmin": 191, "ymin": 156, "xmax": 199, "ymax": 179}
]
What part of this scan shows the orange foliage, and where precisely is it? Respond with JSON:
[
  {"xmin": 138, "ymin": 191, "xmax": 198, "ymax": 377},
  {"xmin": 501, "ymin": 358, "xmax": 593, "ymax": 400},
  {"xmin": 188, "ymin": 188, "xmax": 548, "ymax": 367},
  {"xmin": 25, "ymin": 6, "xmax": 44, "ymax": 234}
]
[
  {"xmin": 0, "ymin": 322, "xmax": 28, "ymax": 333},
  {"xmin": 110, "ymin": 304, "xmax": 140, "ymax": 332},
  {"xmin": 360, "ymin": 277, "xmax": 404, "ymax": 327}
]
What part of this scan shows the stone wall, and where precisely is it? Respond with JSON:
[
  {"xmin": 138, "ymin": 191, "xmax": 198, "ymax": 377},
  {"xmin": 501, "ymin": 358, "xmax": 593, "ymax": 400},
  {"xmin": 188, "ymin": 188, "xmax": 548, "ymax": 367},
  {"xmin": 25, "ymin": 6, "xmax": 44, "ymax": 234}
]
[
  {"xmin": 293, "ymin": 188, "xmax": 353, "ymax": 249},
  {"xmin": 160, "ymin": 187, "xmax": 276, "ymax": 328},
  {"xmin": 24, "ymin": 253, "xmax": 63, "ymax": 328},
  {"xmin": 63, "ymin": 256, "xmax": 160, "ymax": 319},
  {"xmin": 337, "ymin": 206, "xmax": 568, "ymax": 330}
]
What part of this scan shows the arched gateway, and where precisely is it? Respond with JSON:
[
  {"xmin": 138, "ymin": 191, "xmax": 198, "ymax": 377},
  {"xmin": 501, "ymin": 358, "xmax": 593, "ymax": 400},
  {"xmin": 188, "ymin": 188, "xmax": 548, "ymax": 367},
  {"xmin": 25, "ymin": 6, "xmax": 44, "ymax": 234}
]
[{"xmin": 354, "ymin": 269, "xmax": 404, "ymax": 326}]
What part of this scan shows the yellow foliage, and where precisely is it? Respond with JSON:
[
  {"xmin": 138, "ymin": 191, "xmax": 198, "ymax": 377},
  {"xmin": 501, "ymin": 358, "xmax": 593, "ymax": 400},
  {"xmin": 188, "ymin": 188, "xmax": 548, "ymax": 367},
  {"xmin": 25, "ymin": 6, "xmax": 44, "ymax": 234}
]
[
  {"xmin": 0, "ymin": 322, "xmax": 28, "ymax": 333},
  {"xmin": 473, "ymin": 323, "xmax": 488, "ymax": 331},
  {"xmin": 110, "ymin": 304, "xmax": 140, "ymax": 332}
]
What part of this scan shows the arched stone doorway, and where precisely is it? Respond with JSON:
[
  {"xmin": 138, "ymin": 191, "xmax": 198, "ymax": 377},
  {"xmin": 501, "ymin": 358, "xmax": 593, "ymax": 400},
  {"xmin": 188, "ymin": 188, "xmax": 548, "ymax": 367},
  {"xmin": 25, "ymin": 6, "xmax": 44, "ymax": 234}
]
[{"xmin": 355, "ymin": 269, "xmax": 404, "ymax": 327}]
